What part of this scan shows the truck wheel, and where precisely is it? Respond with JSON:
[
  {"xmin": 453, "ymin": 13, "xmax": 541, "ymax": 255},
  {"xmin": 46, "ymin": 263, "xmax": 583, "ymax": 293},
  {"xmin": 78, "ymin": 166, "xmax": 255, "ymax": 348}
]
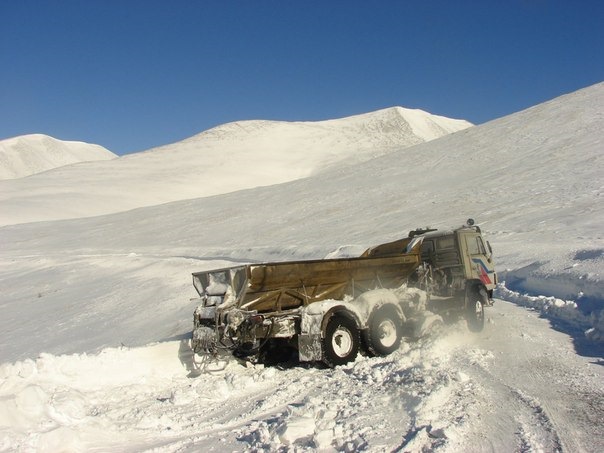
[
  {"xmin": 466, "ymin": 288, "xmax": 486, "ymax": 332},
  {"xmin": 365, "ymin": 305, "xmax": 403, "ymax": 356},
  {"xmin": 322, "ymin": 314, "xmax": 359, "ymax": 367}
]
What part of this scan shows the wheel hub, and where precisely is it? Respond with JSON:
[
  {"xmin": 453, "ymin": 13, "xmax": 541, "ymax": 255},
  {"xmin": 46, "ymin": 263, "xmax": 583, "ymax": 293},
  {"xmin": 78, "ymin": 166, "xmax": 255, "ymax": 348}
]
[
  {"xmin": 475, "ymin": 301, "xmax": 483, "ymax": 317},
  {"xmin": 378, "ymin": 320, "xmax": 397, "ymax": 347},
  {"xmin": 332, "ymin": 327, "xmax": 353, "ymax": 357}
]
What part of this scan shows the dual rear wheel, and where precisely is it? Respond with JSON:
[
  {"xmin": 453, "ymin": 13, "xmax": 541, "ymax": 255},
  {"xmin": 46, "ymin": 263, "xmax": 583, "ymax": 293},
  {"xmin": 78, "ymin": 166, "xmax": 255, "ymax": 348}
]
[
  {"xmin": 321, "ymin": 305, "xmax": 403, "ymax": 367},
  {"xmin": 322, "ymin": 314, "xmax": 359, "ymax": 367},
  {"xmin": 365, "ymin": 305, "xmax": 403, "ymax": 356}
]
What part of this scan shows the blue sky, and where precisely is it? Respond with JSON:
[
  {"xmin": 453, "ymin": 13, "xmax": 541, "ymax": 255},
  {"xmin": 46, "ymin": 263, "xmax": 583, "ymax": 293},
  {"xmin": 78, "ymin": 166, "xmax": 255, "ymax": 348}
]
[{"xmin": 1, "ymin": 1, "xmax": 603, "ymax": 155}]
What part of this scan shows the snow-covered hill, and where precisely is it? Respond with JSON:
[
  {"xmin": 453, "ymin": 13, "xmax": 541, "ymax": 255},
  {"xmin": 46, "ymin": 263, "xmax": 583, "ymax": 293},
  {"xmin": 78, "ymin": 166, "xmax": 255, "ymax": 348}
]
[
  {"xmin": 0, "ymin": 84, "xmax": 603, "ymax": 452},
  {"xmin": 0, "ymin": 107, "xmax": 471, "ymax": 225},
  {"xmin": 2, "ymin": 83, "xmax": 600, "ymax": 305},
  {"xmin": 0, "ymin": 134, "xmax": 116, "ymax": 180}
]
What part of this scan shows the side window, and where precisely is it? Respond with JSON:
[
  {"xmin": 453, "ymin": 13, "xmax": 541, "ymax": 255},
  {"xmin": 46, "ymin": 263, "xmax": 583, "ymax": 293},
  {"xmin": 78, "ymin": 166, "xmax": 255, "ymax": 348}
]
[
  {"xmin": 438, "ymin": 237, "xmax": 455, "ymax": 249},
  {"xmin": 477, "ymin": 237, "xmax": 487, "ymax": 255},
  {"xmin": 421, "ymin": 240, "xmax": 434, "ymax": 258}
]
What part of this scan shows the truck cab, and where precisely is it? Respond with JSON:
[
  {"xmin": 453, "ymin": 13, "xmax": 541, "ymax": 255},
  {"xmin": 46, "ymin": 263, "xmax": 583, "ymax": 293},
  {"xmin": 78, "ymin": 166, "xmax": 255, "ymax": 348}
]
[
  {"xmin": 413, "ymin": 220, "xmax": 497, "ymax": 330},
  {"xmin": 364, "ymin": 219, "xmax": 496, "ymax": 331},
  {"xmin": 418, "ymin": 223, "xmax": 496, "ymax": 297}
]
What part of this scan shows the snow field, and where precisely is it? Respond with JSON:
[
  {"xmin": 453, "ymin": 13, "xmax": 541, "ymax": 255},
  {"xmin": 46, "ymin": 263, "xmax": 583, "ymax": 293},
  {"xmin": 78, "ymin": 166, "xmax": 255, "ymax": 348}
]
[
  {"xmin": 0, "ymin": 83, "xmax": 603, "ymax": 451},
  {"xmin": 0, "ymin": 107, "xmax": 470, "ymax": 225}
]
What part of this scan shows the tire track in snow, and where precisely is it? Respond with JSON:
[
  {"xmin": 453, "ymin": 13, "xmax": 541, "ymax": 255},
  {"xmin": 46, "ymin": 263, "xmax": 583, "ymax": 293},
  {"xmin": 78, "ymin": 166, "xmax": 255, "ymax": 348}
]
[
  {"xmin": 448, "ymin": 346, "xmax": 565, "ymax": 452},
  {"xmin": 444, "ymin": 332, "xmax": 565, "ymax": 452},
  {"xmin": 389, "ymin": 333, "xmax": 491, "ymax": 452},
  {"xmin": 511, "ymin": 388, "xmax": 563, "ymax": 453}
]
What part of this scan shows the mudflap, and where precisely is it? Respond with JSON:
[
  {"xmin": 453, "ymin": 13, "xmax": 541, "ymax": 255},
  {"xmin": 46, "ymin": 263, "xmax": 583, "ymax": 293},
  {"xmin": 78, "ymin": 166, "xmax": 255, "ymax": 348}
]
[
  {"xmin": 298, "ymin": 309, "xmax": 324, "ymax": 362},
  {"xmin": 298, "ymin": 333, "xmax": 323, "ymax": 362}
]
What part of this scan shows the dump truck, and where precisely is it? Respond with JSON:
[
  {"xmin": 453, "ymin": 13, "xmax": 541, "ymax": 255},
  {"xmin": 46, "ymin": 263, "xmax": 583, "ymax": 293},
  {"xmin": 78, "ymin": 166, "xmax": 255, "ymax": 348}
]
[{"xmin": 191, "ymin": 219, "xmax": 497, "ymax": 366}]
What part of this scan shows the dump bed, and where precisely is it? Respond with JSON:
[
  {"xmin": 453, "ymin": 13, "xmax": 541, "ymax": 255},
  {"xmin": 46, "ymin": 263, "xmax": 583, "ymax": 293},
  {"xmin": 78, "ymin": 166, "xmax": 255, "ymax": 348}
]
[{"xmin": 193, "ymin": 237, "xmax": 423, "ymax": 314}]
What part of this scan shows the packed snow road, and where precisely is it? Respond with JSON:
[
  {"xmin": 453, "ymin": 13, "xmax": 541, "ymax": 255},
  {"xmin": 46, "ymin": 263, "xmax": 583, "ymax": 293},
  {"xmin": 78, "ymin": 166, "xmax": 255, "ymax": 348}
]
[{"xmin": 1, "ymin": 300, "xmax": 602, "ymax": 452}]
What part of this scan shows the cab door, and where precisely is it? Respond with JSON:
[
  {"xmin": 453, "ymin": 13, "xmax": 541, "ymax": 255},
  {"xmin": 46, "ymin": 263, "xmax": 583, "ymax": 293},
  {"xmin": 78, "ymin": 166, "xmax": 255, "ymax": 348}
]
[{"xmin": 461, "ymin": 233, "xmax": 497, "ymax": 291}]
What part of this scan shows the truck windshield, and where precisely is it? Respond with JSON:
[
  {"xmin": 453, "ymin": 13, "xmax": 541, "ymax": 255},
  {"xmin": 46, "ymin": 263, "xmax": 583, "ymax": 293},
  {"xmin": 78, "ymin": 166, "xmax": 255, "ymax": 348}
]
[{"xmin": 467, "ymin": 236, "xmax": 487, "ymax": 255}]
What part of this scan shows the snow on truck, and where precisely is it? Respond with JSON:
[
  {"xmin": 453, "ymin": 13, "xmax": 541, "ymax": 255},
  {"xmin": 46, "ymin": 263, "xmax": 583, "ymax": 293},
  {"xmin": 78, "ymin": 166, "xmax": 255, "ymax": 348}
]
[{"xmin": 191, "ymin": 220, "xmax": 497, "ymax": 366}]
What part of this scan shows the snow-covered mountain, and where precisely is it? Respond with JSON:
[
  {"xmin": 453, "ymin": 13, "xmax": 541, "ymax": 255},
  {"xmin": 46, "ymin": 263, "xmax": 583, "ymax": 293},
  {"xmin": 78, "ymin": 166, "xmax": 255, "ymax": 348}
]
[
  {"xmin": 0, "ymin": 84, "xmax": 602, "ymax": 452},
  {"xmin": 3, "ymin": 83, "xmax": 600, "ymax": 304},
  {"xmin": 0, "ymin": 107, "xmax": 471, "ymax": 225},
  {"xmin": 0, "ymin": 134, "xmax": 116, "ymax": 180}
]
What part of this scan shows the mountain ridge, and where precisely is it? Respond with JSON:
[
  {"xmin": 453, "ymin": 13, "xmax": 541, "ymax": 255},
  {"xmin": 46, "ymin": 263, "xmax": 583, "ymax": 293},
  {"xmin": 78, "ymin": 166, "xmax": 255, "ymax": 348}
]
[
  {"xmin": 0, "ymin": 106, "xmax": 471, "ymax": 225},
  {"xmin": 190, "ymin": 106, "xmax": 472, "ymax": 143}
]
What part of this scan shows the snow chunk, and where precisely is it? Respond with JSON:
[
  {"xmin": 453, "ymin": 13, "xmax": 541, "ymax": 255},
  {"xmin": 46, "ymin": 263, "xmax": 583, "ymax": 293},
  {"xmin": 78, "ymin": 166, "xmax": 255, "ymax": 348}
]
[{"xmin": 277, "ymin": 413, "xmax": 315, "ymax": 445}]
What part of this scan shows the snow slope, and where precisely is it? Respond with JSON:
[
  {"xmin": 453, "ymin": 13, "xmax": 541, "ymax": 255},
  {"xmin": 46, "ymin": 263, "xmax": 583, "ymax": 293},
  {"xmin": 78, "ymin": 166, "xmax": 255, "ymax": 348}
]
[
  {"xmin": 0, "ymin": 84, "xmax": 603, "ymax": 452},
  {"xmin": 0, "ymin": 107, "xmax": 471, "ymax": 225},
  {"xmin": 2, "ymin": 83, "xmax": 601, "ymax": 306},
  {"xmin": 0, "ymin": 82, "xmax": 602, "ymax": 360},
  {"xmin": 0, "ymin": 134, "xmax": 116, "ymax": 180}
]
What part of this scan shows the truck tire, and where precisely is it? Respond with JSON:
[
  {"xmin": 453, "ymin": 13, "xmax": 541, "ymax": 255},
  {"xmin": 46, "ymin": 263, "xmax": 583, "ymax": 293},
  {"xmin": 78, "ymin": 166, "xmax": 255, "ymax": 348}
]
[
  {"xmin": 466, "ymin": 287, "xmax": 486, "ymax": 332},
  {"xmin": 322, "ymin": 314, "xmax": 360, "ymax": 367},
  {"xmin": 365, "ymin": 305, "xmax": 403, "ymax": 356}
]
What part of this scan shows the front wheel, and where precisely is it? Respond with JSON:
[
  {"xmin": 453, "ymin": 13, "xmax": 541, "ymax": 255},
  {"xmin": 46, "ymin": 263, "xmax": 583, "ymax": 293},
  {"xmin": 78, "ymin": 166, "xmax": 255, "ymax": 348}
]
[
  {"xmin": 466, "ymin": 287, "xmax": 486, "ymax": 332},
  {"xmin": 322, "ymin": 314, "xmax": 360, "ymax": 367}
]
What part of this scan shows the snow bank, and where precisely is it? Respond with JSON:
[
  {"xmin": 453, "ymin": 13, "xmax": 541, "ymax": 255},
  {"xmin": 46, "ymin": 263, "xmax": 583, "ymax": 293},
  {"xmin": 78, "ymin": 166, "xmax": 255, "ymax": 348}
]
[
  {"xmin": 0, "ymin": 342, "xmax": 183, "ymax": 451},
  {"xmin": 496, "ymin": 283, "xmax": 604, "ymax": 342}
]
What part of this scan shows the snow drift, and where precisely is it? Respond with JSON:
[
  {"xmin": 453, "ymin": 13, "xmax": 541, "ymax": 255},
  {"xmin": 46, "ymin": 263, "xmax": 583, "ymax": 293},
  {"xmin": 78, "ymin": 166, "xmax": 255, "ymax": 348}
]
[
  {"xmin": 1, "ymin": 304, "xmax": 601, "ymax": 452},
  {"xmin": 0, "ymin": 134, "xmax": 116, "ymax": 180}
]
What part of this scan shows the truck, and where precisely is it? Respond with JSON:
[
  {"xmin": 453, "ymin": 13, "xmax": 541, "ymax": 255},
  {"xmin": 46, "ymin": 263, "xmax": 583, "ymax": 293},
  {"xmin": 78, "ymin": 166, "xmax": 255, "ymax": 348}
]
[{"xmin": 191, "ymin": 219, "xmax": 497, "ymax": 366}]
